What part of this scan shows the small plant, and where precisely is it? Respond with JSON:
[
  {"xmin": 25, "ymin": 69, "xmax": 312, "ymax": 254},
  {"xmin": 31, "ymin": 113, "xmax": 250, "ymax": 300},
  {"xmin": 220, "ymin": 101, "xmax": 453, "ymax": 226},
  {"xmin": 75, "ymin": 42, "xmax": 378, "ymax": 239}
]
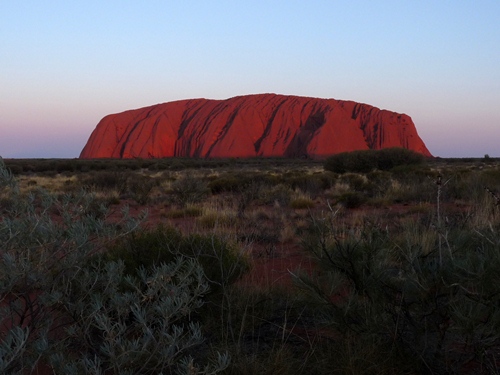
[
  {"xmin": 236, "ymin": 180, "xmax": 262, "ymax": 217},
  {"xmin": 289, "ymin": 196, "xmax": 315, "ymax": 209},
  {"xmin": 165, "ymin": 204, "xmax": 204, "ymax": 218},
  {"xmin": 127, "ymin": 174, "xmax": 157, "ymax": 204},
  {"xmin": 197, "ymin": 207, "xmax": 237, "ymax": 229},
  {"xmin": 106, "ymin": 225, "xmax": 250, "ymax": 292},
  {"xmin": 284, "ymin": 171, "xmax": 333, "ymax": 197},
  {"xmin": 337, "ymin": 191, "xmax": 366, "ymax": 208},
  {"xmin": 170, "ymin": 173, "xmax": 210, "ymax": 206},
  {"xmin": 79, "ymin": 170, "xmax": 129, "ymax": 193},
  {"xmin": 259, "ymin": 184, "xmax": 292, "ymax": 207},
  {"xmin": 208, "ymin": 175, "xmax": 249, "ymax": 194},
  {"xmin": 339, "ymin": 172, "xmax": 370, "ymax": 192}
]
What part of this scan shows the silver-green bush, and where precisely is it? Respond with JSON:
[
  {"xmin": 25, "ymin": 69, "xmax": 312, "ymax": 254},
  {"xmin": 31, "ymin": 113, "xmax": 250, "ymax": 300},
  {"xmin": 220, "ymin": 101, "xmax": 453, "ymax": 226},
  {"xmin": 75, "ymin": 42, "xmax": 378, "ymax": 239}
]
[{"xmin": 0, "ymin": 158, "xmax": 228, "ymax": 374}]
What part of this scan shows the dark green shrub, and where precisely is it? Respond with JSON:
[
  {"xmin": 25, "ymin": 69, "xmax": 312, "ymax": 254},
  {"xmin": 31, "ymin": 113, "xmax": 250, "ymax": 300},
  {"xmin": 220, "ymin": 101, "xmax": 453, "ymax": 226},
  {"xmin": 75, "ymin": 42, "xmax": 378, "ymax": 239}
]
[
  {"xmin": 55, "ymin": 159, "xmax": 79, "ymax": 173},
  {"xmin": 376, "ymin": 147, "xmax": 425, "ymax": 170},
  {"xmin": 259, "ymin": 184, "xmax": 292, "ymax": 207},
  {"xmin": 106, "ymin": 225, "xmax": 250, "ymax": 290},
  {"xmin": 339, "ymin": 173, "xmax": 369, "ymax": 192},
  {"xmin": 170, "ymin": 174, "xmax": 209, "ymax": 206},
  {"xmin": 295, "ymin": 210, "xmax": 500, "ymax": 374},
  {"xmin": 390, "ymin": 164, "xmax": 436, "ymax": 181},
  {"xmin": 290, "ymin": 196, "xmax": 315, "ymax": 209},
  {"xmin": 366, "ymin": 170, "xmax": 392, "ymax": 195},
  {"xmin": 236, "ymin": 180, "xmax": 262, "ymax": 217},
  {"xmin": 325, "ymin": 148, "xmax": 426, "ymax": 174},
  {"xmin": 209, "ymin": 175, "xmax": 249, "ymax": 194},
  {"xmin": 316, "ymin": 171, "xmax": 337, "ymax": 189},
  {"xmin": 285, "ymin": 173, "xmax": 326, "ymax": 198},
  {"xmin": 324, "ymin": 149, "xmax": 377, "ymax": 174},
  {"xmin": 79, "ymin": 170, "xmax": 129, "ymax": 193},
  {"xmin": 337, "ymin": 191, "xmax": 366, "ymax": 208},
  {"xmin": 209, "ymin": 172, "xmax": 278, "ymax": 195},
  {"xmin": 6, "ymin": 164, "xmax": 23, "ymax": 175},
  {"xmin": 127, "ymin": 175, "xmax": 157, "ymax": 204},
  {"xmin": 481, "ymin": 168, "xmax": 500, "ymax": 186}
]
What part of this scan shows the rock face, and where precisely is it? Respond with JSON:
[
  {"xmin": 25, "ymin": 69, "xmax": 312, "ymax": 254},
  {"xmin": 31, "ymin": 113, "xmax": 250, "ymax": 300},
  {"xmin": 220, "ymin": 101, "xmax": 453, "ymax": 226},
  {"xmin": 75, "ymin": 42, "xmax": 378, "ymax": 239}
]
[{"xmin": 80, "ymin": 94, "xmax": 432, "ymax": 159}]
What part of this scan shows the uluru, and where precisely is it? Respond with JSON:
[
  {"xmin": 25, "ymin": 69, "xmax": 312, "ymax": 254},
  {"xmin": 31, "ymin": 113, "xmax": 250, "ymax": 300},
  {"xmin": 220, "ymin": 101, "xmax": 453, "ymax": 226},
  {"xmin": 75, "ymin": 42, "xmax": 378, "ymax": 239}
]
[{"xmin": 80, "ymin": 94, "xmax": 432, "ymax": 159}]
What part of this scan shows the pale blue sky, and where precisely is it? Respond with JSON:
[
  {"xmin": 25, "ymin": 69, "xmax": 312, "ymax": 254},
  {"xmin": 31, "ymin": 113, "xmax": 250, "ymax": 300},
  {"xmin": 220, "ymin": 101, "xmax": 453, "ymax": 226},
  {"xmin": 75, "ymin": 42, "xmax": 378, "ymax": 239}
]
[{"xmin": 1, "ymin": 1, "xmax": 499, "ymax": 158}]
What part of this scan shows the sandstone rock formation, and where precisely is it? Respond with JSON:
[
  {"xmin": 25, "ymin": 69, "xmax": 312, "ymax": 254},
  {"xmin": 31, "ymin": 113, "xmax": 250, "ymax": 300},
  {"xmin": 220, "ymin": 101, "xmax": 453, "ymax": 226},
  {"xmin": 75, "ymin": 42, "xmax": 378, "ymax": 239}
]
[{"xmin": 80, "ymin": 94, "xmax": 432, "ymax": 159}]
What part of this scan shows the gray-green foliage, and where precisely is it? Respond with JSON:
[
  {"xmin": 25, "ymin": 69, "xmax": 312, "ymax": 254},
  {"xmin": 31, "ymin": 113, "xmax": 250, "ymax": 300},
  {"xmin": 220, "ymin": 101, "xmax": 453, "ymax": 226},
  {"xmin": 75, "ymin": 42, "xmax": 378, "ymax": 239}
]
[
  {"xmin": 0, "ymin": 158, "xmax": 228, "ymax": 374},
  {"xmin": 48, "ymin": 258, "xmax": 229, "ymax": 374},
  {"xmin": 295, "ymin": 208, "xmax": 500, "ymax": 373}
]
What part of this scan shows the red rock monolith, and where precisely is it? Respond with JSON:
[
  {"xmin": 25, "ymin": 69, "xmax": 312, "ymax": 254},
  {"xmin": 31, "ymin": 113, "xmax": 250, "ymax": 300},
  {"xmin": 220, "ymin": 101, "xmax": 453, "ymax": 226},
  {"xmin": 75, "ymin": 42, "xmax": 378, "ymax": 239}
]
[{"xmin": 80, "ymin": 94, "xmax": 432, "ymax": 159}]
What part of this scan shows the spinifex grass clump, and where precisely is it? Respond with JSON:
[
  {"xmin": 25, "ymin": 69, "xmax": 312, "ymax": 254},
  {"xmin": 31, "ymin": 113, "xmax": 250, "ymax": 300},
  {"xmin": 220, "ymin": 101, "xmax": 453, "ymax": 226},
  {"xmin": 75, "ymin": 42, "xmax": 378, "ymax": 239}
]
[
  {"xmin": 0, "ymin": 158, "xmax": 229, "ymax": 374},
  {"xmin": 294, "ymin": 205, "xmax": 500, "ymax": 373},
  {"xmin": 79, "ymin": 170, "xmax": 129, "ymax": 193},
  {"xmin": 170, "ymin": 173, "xmax": 210, "ymax": 206},
  {"xmin": 289, "ymin": 195, "xmax": 315, "ymax": 209}
]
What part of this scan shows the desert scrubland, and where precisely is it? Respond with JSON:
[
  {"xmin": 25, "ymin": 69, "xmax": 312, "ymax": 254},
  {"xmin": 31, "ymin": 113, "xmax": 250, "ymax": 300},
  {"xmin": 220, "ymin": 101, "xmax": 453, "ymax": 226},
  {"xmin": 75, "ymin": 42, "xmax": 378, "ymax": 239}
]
[{"xmin": 2, "ymin": 150, "xmax": 500, "ymax": 374}]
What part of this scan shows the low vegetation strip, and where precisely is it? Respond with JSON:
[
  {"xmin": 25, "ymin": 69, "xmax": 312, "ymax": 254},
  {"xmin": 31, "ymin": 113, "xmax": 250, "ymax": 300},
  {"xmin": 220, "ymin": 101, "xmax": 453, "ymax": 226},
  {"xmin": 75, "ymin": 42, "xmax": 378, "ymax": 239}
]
[{"xmin": 1, "ymin": 154, "xmax": 500, "ymax": 374}]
